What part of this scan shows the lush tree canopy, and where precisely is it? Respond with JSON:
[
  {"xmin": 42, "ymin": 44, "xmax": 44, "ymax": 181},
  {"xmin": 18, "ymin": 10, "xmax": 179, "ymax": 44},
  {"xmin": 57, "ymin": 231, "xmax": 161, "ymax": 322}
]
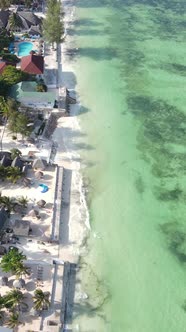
[
  {"xmin": 42, "ymin": 0, "xmax": 64, "ymax": 45},
  {"xmin": 0, "ymin": 0, "xmax": 11, "ymax": 9},
  {"xmin": 2, "ymin": 66, "xmax": 28, "ymax": 86},
  {"xmin": 1, "ymin": 248, "xmax": 26, "ymax": 274}
]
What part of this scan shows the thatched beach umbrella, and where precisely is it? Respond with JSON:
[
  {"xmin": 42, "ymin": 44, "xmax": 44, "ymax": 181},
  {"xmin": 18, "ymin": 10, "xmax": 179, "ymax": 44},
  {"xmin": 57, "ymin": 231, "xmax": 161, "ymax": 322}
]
[
  {"xmin": 35, "ymin": 171, "xmax": 44, "ymax": 180},
  {"xmin": 11, "ymin": 157, "xmax": 24, "ymax": 170},
  {"xmin": 32, "ymin": 158, "xmax": 47, "ymax": 171},
  {"xmin": 28, "ymin": 209, "xmax": 39, "ymax": 218},
  {"xmin": 0, "ymin": 276, "xmax": 8, "ymax": 286},
  {"xmin": 37, "ymin": 199, "xmax": 46, "ymax": 208},
  {"xmin": 13, "ymin": 278, "xmax": 25, "ymax": 289},
  {"xmin": 23, "ymin": 177, "xmax": 31, "ymax": 187},
  {"xmin": 0, "ymin": 245, "xmax": 7, "ymax": 256}
]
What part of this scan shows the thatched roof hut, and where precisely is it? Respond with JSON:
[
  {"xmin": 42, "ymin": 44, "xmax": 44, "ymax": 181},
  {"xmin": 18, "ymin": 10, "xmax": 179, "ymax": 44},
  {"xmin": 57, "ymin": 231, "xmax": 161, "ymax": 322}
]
[
  {"xmin": 13, "ymin": 220, "xmax": 30, "ymax": 237},
  {"xmin": 11, "ymin": 157, "xmax": 24, "ymax": 170},
  {"xmin": 37, "ymin": 199, "xmax": 46, "ymax": 208},
  {"xmin": 0, "ymin": 245, "xmax": 7, "ymax": 256},
  {"xmin": 22, "ymin": 177, "xmax": 31, "ymax": 187},
  {"xmin": 0, "ymin": 207, "xmax": 8, "ymax": 230},
  {"xmin": 0, "ymin": 155, "xmax": 12, "ymax": 167},
  {"xmin": 28, "ymin": 209, "xmax": 39, "ymax": 218},
  {"xmin": 35, "ymin": 171, "xmax": 44, "ymax": 179},
  {"xmin": 22, "ymin": 164, "xmax": 30, "ymax": 175},
  {"xmin": 32, "ymin": 158, "xmax": 47, "ymax": 170},
  {"xmin": 0, "ymin": 276, "xmax": 8, "ymax": 286}
]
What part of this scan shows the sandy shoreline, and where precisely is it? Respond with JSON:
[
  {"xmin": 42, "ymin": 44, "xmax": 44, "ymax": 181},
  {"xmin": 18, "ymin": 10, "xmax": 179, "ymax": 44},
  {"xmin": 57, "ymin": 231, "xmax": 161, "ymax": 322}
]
[
  {"xmin": 52, "ymin": 0, "xmax": 90, "ymax": 264},
  {"xmin": 0, "ymin": 1, "xmax": 90, "ymax": 330}
]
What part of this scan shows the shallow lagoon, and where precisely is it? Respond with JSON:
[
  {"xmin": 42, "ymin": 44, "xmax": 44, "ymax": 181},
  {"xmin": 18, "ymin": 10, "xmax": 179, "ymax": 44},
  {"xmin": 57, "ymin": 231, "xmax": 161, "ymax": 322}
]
[{"xmin": 70, "ymin": 0, "xmax": 186, "ymax": 330}]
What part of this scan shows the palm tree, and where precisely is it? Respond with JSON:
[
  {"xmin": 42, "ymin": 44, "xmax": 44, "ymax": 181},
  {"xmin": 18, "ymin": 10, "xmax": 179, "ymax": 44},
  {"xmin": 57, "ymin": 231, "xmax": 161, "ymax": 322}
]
[
  {"xmin": 15, "ymin": 263, "xmax": 30, "ymax": 279},
  {"xmin": 6, "ymin": 166, "xmax": 22, "ymax": 184},
  {"xmin": 0, "ymin": 295, "xmax": 5, "ymax": 324},
  {"xmin": 0, "ymin": 97, "xmax": 9, "ymax": 151},
  {"xmin": 33, "ymin": 289, "xmax": 50, "ymax": 311},
  {"xmin": 6, "ymin": 312, "xmax": 21, "ymax": 329},
  {"xmin": 0, "ymin": 165, "xmax": 6, "ymax": 180},
  {"xmin": 1, "ymin": 248, "xmax": 26, "ymax": 274},
  {"xmin": 10, "ymin": 148, "xmax": 22, "ymax": 160},
  {"xmin": 8, "ymin": 13, "xmax": 23, "ymax": 32},
  {"xmin": 4, "ymin": 289, "xmax": 24, "ymax": 310},
  {"xmin": 16, "ymin": 196, "xmax": 29, "ymax": 209},
  {"xmin": 0, "ymin": 195, "xmax": 15, "ymax": 213},
  {"xmin": 0, "ymin": 97, "xmax": 18, "ymax": 151}
]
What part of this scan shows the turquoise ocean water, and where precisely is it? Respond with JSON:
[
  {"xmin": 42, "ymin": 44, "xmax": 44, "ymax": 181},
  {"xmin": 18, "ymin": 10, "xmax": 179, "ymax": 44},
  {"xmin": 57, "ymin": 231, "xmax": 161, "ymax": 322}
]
[{"xmin": 67, "ymin": 0, "xmax": 186, "ymax": 331}]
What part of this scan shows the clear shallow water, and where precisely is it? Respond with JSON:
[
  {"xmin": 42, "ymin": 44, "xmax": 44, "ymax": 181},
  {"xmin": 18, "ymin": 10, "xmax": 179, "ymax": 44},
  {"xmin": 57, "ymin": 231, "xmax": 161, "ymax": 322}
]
[
  {"xmin": 68, "ymin": 0, "xmax": 186, "ymax": 331},
  {"xmin": 18, "ymin": 42, "xmax": 33, "ymax": 56}
]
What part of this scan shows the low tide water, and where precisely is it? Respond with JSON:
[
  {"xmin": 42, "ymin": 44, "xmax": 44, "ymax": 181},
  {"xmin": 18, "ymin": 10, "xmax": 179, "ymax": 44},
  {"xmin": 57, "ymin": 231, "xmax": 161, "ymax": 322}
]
[{"xmin": 67, "ymin": 0, "xmax": 186, "ymax": 331}]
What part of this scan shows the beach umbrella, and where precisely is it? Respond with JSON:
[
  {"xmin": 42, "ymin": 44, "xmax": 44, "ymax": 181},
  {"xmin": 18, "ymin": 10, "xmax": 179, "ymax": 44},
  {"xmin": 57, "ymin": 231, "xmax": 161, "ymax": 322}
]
[
  {"xmin": 0, "ymin": 276, "xmax": 8, "ymax": 286},
  {"xmin": 23, "ymin": 177, "xmax": 31, "ymax": 187},
  {"xmin": 37, "ymin": 199, "xmax": 46, "ymax": 208},
  {"xmin": 35, "ymin": 171, "xmax": 44, "ymax": 179},
  {"xmin": 13, "ymin": 278, "xmax": 25, "ymax": 289},
  {"xmin": 28, "ymin": 209, "xmax": 39, "ymax": 218}
]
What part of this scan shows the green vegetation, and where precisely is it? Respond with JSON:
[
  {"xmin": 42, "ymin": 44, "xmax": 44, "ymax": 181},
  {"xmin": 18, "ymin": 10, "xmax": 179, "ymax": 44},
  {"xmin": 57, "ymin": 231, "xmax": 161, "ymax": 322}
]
[
  {"xmin": 0, "ymin": 29, "xmax": 14, "ymax": 55},
  {"xmin": 2, "ymin": 66, "xmax": 29, "ymax": 86},
  {"xmin": 36, "ymin": 83, "xmax": 47, "ymax": 92},
  {"xmin": 8, "ymin": 111, "xmax": 32, "ymax": 139},
  {"xmin": 0, "ymin": 193, "xmax": 28, "ymax": 212},
  {"xmin": 2, "ymin": 54, "xmax": 20, "ymax": 64},
  {"xmin": 42, "ymin": 0, "xmax": 64, "ymax": 46},
  {"xmin": 33, "ymin": 289, "xmax": 50, "ymax": 311},
  {"xmin": 6, "ymin": 311, "xmax": 21, "ymax": 328},
  {"xmin": 10, "ymin": 148, "xmax": 22, "ymax": 160},
  {"xmin": 4, "ymin": 289, "xmax": 25, "ymax": 310},
  {"xmin": 8, "ymin": 12, "xmax": 23, "ymax": 32},
  {"xmin": 0, "ymin": 0, "xmax": 11, "ymax": 9},
  {"xmin": 5, "ymin": 166, "xmax": 23, "ymax": 183},
  {"xmin": 1, "ymin": 248, "xmax": 26, "ymax": 275}
]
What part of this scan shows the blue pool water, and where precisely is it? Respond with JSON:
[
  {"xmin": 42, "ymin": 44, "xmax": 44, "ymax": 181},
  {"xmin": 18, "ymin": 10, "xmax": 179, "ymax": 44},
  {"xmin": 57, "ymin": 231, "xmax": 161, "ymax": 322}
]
[{"xmin": 18, "ymin": 42, "xmax": 33, "ymax": 56}]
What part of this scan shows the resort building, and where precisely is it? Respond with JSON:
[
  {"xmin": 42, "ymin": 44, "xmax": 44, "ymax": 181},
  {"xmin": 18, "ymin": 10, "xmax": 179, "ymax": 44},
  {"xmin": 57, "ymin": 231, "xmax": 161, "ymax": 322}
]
[
  {"xmin": 0, "ymin": 10, "xmax": 42, "ymax": 32},
  {"xmin": 10, "ymin": 81, "xmax": 56, "ymax": 109},
  {"xmin": 21, "ymin": 54, "xmax": 44, "ymax": 75}
]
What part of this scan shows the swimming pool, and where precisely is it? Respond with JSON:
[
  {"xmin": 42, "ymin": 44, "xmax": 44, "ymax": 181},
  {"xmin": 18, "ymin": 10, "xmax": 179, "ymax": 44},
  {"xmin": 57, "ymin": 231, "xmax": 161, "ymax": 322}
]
[{"xmin": 18, "ymin": 42, "xmax": 33, "ymax": 56}]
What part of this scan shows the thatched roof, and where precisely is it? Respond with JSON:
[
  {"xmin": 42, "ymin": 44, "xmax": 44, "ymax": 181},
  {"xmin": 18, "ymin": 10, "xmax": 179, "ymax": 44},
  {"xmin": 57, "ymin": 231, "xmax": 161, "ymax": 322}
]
[
  {"xmin": 32, "ymin": 158, "xmax": 47, "ymax": 170},
  {"xmin": 35, "ymin": 171, "xmax": 44, "ymax": 179},
  {"xmin": 13, "ymin": 220, "xmax": 30, "ymax": 236},
  {"xmin": 0, "ymin": 276, "xmax": 8, "ymax": 286},
  {"xmin": 29, "ymin": 24, "xmax": 41, "ymax": 36},
  {"xmin": 28, "ymin": 209, "xmax": 39, "ymax": 218},
  {"xmin": 22, "ymin": 164, "xmax": 30, "ymax": 175},
  {"xmin": 11, "ymin": 157, "xmax": 24, "ymax": 170},
  {"xmin": 13, "ymin": 278, "xmax": 25, "ymax": 289},
  {"xmin": 22, "ymin": 177, "xmax": 31, "ymax": 187},
  {"xmin": 0, "ymin": 245, "xmax": 6, "ymax": 255},
  {"xmin": 0, "ymin": 155, "xmax": 12, "ymax": 167},
  {"xmin": 37, "ymin": 199, "xmax": 46, "ymax": 208},
  {"xmin": 0, "ymin": 151, "xmax": 11, "ymax": 160},
  {"xmin": 0, "ymin": 207, "xmax": 8, "ymax": 230}
]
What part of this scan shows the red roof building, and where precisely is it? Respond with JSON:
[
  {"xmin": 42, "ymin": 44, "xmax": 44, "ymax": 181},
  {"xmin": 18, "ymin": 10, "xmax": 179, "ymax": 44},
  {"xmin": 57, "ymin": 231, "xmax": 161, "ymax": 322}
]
[
  {"xmin": 0, "ymin": 61, "xmax": 15, "ymax": 74},
  {"xmin": 21, "ymin": 54, "xmax": 44, "ymax": 75}
]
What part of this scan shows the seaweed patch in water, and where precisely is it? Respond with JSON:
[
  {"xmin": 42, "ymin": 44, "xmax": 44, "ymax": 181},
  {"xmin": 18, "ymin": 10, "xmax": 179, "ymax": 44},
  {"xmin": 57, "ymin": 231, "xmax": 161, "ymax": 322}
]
[
  {"xmin": 159, "ymin": 222, "xmax": 186, "ymax": 263},
  {"xmin": 154, "ymin": 186, "xmax": 183, "ymax": 202},
  {"xmin": 134, "ymin": 174, "xmax": 145, "ymax": 194},
  {"xmin": 162, "ymin": 63, "xmax": 186, "ymax": 76},
  {"xmin": 128, "ymin": 95, "xmax": 186, "ymax": 182}
]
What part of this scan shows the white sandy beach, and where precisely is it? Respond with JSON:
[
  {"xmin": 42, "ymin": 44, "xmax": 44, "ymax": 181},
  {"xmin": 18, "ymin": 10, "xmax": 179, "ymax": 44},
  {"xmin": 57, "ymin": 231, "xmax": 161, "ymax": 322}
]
[{"xmin": 0, "ymin": 1, "xmax": 90, "ymax": 330}]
